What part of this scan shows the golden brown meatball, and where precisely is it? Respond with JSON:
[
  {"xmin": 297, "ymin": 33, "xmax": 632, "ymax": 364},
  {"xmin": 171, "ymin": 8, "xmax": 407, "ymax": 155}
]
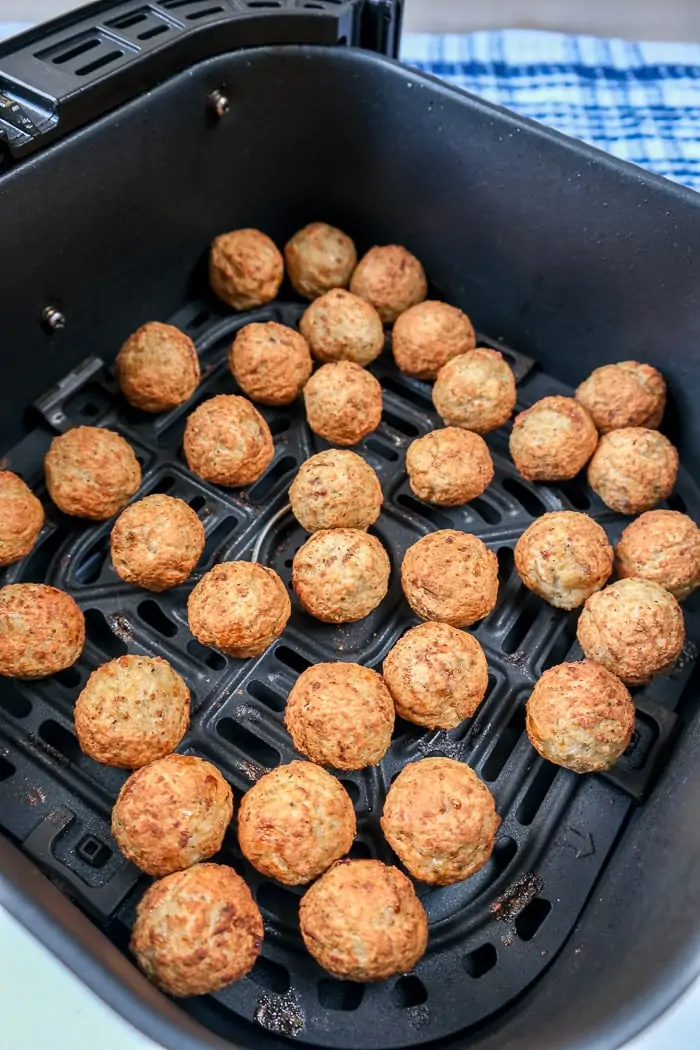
[
  {"xmin": 406, "ymin": 427, "xmax": 494, "ymax": 506},
  {"xmin": 44, "ymin": 427, "xmax": 141, "ymax": 520},
  {"xmin": 74, "ymin": 655, "xmax": 190, "ymax": 769},
  {"xmin": 509, "ymin": 397, "xmax": 598, "ymax": 482},
  {"xmin": 112, "ymin": 754, "xmax": 233, "ymax": 876},
  {"xmin": 238, "ymin": 761, "xmax": 356, "ymax": 885},
  {"xmin": 433, "ymin": 348, "xmax": 517, "ymax": 433},
  {"xmin": 587, "ymin": 428, "xmax": 679, "ymax": 515},
  {"xmin": 350, "ymin": 245, "xmax": 427, "ymax": 325},
  {"xmin": 209, "ymin": 228, "xmax": 283, "ymax": 310},
  {"xmin": 299, "ymin": 859, "xmax": 427, "ymax": 981},
  {"xmin": 115, "ymin": 322, "xmax": 200, "ymax": 413},
  {"xmin": 284, "ymin": 222, "xmax": 357, "ymax": 300},
  {"xmin": 289, "ymin": 450, "xmax": 382, "ymax": 532},
  {"xmin": 575, "ymin": 361, "xmax": 666, "ymax": 433},
  {"xmin": 514, "ymin": 511, "xmax": 613, "ymax": 610},
  {"xmin": 299, "ymin": 289, "xmax": 384, "ymax": 366},
  {"xmin": 228, "ymin": 322, "xmax": 312, "ymax": 406},
  {"xmin": 526, "ymin": 661, "xmax": 635, "ymax": 773},
  {"xmin": 392, "ymin": 301, "xmax": 475, "ymax": 380},
  {"xmin": 616, "ymin": 510, "xmax": 700, "ymax": 600},
  {"xmin": 0, "ymin": 584, "xmax": 84, "ymax": 678},
  {"xmin": 183, "ymin": 395, "xmax": 274, "ymax": 487},
  {"xmin": 293, "ymin": 528, "xmax": 390, "ymax": 623},
  {"xmin": 401, "ymin": 530, "xmax": 498, "ymax": 627},
  {"xmin": 188, "ymin": 561, "xmax": 290, "ymax": 658},
  {"xmin": 303, "ymin": 361, "xmax": 382, "ymax": 446},
  {"xmin": 110, "ymin": 494, "xmax": 205, "ymax": 591},
  {"xmin": 131, "ymin": 863, "xmax": 262, "ymax": 997},
  {"xmin": 577, "ymin": 577, "xmax": 685, "ymax": 685},
  {"xmin": 0, "ymin": 471, "xmax": 44, "ymax": 566},
  {"xmin": 285, "ymin": 663, "xmax": 394, "ymax": 770},
  {"xmin": 382, "ymin": 621, "xmax": 488, "ymax": 729}
]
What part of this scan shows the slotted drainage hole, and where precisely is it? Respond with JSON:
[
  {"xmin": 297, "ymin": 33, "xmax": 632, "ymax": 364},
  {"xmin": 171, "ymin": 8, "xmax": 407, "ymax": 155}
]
[
  {"xmin": 38, "ymin": 719, "xmax": 80, "ymax": 763},
  {"xmin": 516, "ymin": 761, "xmax": 560, "ymax": 826},
  {"xmin": 515, "ymin": 897, "xmax": 552, "ymax": 941},
  {"xmin": 256, "ymin": 882, "xmax": 300, "ymax": 927},
  {"xmin": 482, "ymin": 705, "xmax": 525, "ymax": 782},
  {"xmin": 248, "ymin": 956, "xmax": 290, "ymax": 994},
  {"xmin": 463, "ymin": 943, "xmax": 497, "ymax": 979},
  {"xmin": 247, "ymin": 679, "xmax": 286, "ymax": 712},
  {"xmin": 216, "ymin": 719, "xmax": 280, "ymax": 768},
  {"xmin": 391, "ymin": 975, "xmax": 427, "ymax": 1009},
  {"xmin": 318, "ymin": 979, "xmax": 364, "ymax": 1011}
]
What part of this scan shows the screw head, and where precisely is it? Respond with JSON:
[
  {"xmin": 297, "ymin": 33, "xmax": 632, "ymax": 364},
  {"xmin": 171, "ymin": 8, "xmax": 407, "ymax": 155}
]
[
  {"xmin": 41, "ymin": 305, "xmax": 66, "ymax": 332},
  {"xmin": 208, "ymin": 89, "xmax": 230, "ymax": 119}
]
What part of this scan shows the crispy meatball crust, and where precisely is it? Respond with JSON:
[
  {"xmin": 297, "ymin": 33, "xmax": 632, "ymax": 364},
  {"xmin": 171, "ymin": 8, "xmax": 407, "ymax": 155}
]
[
  {"xmin": 238, "ymin": 761, "xmax": 356, "ymax": 885},
  {"xmin": 577, "ymin": 577, "xmax": 685, "ymax": 685},
  {"xmin": 300, "ymin": 289, "xmax": 384, "ymax": 366},
  {"xmin": 514, "ymin": 511, "xmax": 613, "ymax": 610},
  {"xmin": 401, "ymin": 530, "xmax": 498, "ymax": 627},
  {"xmin": 587, "ymin": 427, "xmax": 679, "ymax": 515},
  {"xmin": 74, "ymin": 655, "xmax": 190, "ymax": 769},
  {"xmin": 188, "ymin": 561, "xmax": 290, "ymax": 658},
  {"xmin": 110, "ymin": 494, "xmax": 205, "ymax": 591},
  {"xmin": 382, "ymin": 621, "xmax": 488, "ymax": 729},
  {"xmin": 285, "ymin": 663, "xmax": 394, "ymax": 770},
  {"xmin": 392, "ymin": 301, "xmax": 476, "ymax": 380},
  {"xmin": 292, "ymin": 528, "xmax": 390, "ymax": 623},
  {"xmin": 509, "ymin": 396, "xmax": 598, "ymax": 482},
  {"xmin": 209, "ymin": 228, "xmax": 283, "ymax": 311},
  {"xmin": 0, "ymin": 471, "xmax": 44, "ymax": 566},
  {"xmin": 406, "ymin": 427, "xmax": 494, "ymax": 506},
  {"xmin": 183, "ymin": 395, "xmax": 274, "ymax": 487},
  {"xmin": 229, "ymin": 322, "xmax": 312, "ymax": 406},
  {"xmin": 44, "ymin": 427, "xmax": 141, "ymax": 520},
  {"xmin": 112, "ymin": 754, "xmax": 233, "ymax": 876},
  {"xmin": 526, "ymin": 661, "xmax": 635, "ymax": 773},
  {"xmin": 0, "ymin": 584, "xmax": 84, "ymax": 678},
  {"xmin": 433, "ymin": 348, "xmax": 517, "ymax": 433},
  {"xmin": 350, "ymin": 245, "xmax": 428, "ymax": 325},
  {"xmin": 616, "ymin": 510, "xmax": 700, "ymax": 600},
  {"xmin": 299, "ymin": 859, "xmax": 428, "ymax": 981},
  {"xmin": 285, "ymin": 223, "xmax": 357, "ymax": 300},
  {"xmin": 289, "ymin": 450, "xmax": 383, "ymax": 532},
  {"xmin": 115, "ymin": 322, "xmax": 200, "ymax": 413},
  {"xmin": 131, "ymin": 863, "xmax": 263, "ymax": 997},
  {"xmin": 575, "ymin": 361, "xmax": 666, "ymax": 432},
  {"xmin": 304, "ymin": 361, "xmax": 383, "ymax": 446}
]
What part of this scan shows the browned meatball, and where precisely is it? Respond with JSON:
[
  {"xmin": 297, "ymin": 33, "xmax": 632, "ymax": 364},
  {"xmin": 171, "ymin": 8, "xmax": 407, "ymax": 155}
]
[
  {"xmin": 300, "ymin": 859, "xmax": 427, "ymax": 980},
  {"xmin": 350, "ymin": 245, "xmax": 427, "ymax": 325},
  {"xmin": 392, "ymin": 301, "xmax": 475, "ymax": 379},
  {"xmin": 575, "ymin": 361, "xmax": 666, "ymax": 432},
  {"xmin": 303, "ymin": 361, "xmax": 383, "ymax": 446},
  {"xmin": 183, "ymin": 395, "xmax": 274, "ymax": 487},
  {"xmin": 238, "ymin": 761, "xmax": 356, "ymax": 884},
  {"xmin": 587, "ymin": 428, "xmax": 679, "ymax": 515},
  {"xmin": 577, "ymin": 577, "xmax": 685, "ymax": 685},
  {"xmin": 509, "ymin": 397, "xmax": 598, "ymax": 482},
  {"xmin": 526, "ymin": 661, "xmax": 635, "ymax": 773},
  {"xmin": 229, "ymin": 322, "xmax": 312, "ymax": 406},
  {"xmin": 382, "ymin": 621, "xmax": 488, "ymax": 729},
  {"xmin": 299, "ymin": 289, "xmax": 384, "ymax": 366},
  {"xmin": 289, "ymin": 450, "xmax": 383, "ymax": 532},
  {"xmin": 401, "ymin": 530, "xmax": 498, "ymax": 627},
  {"xmin": 0, "ymin": 471, "xmax": 43, "ymax": 566},
  {"xmin": 44, "ymin": 427, "xmax": 141, "ymax": 520},
  {"xmin": 285, "ymin": 663, "xmax": 394, "ymax": 770},
  {"xmin": 293, "ymin": 528, "xmax": 390, "ymax": 623},
  {"xmin": 188, "ymin": 561, "xmax": 290, "ymax": 658},
  {"xmin": 406, "ymin": 427, "xmax": 494, "ymax": 506},
  {"xmin": 616, "ymin": 510, "xmax": 700, "ymax": 600},
  {"xmin": 131, "ymin": 863, "xmax": 263, "ymax": 997},
  {"xmin": 115, "ymin": 322, "xmax": 200, "ymax": 413},
  {"xmin": 112, "ymin": 754, "xmax": 233, "ymax": 876},
  {"xmin": 209, "ymin": 228, "xmax": 283, "ymax": 310},
  {"xmin": 110, "ymin": 494, "xmax": 205, "ymax": 591},
  {"xmin": 433, "ymin": 348, "xmax": 517, "ymax": 433},
  {"xmin": 381, "ymin": 758, "xmax": 499, "ymax": 885},
  {"xmin": 0, "ymin": 584, "xmax": 84, "ymax": 678},
  {"xmin": 284, "ymin": 222, "xmax": 357, "ymax": 300},
  {"xmin": 514, "ymin": 511, "xmax": 613, "ymax": 610}
]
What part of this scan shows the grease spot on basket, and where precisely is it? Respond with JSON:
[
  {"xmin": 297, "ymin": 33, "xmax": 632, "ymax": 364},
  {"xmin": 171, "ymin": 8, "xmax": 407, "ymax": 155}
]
[
  {"xmin": 416, "ymin": 730, "xmax": 467, "ymax": 761},
  {"xmin": 254, "ymin": 989, "xmax": 305, "ymax": 1036},
  {"xmin": 408, "ymin": 1004, "xmax": 431, "ymax": 1030},
  {"xmin": 491, "ymin": 872, "xmax": 544, "ymax": 945},
  {"xmin": 106, "ymin": 612, "xmax": 133, "ymax": 644}
]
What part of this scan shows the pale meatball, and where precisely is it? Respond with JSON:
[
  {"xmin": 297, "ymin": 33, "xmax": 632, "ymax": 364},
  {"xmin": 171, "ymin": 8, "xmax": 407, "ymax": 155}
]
[
  {"xmin": 616, "ymin": 510, "xmax": 700, "ymax": 600},
  {"xmin": 406, "ymin": 427, "xmax": 494, "ymax": 506},
  {"xmin": 229, "ymin": 322, "xmax": 312, "ymax": 406},
  {"xmin": 209, "ymin": 228, "xmax": 283, "ymax": 310},
  {"xmin": 115, "ymin": 322, "xmax": 200, "ymax": 413},
  {"xmin": 289, "ymin": 450, "xmax": 382, "ymax": 532},
  {"xmin": 509, "ymin": 397, "xmax": 598, "ymax": 482},
  {"xmin": 303, "ymin": 361, "xmax": 382, "ymax": 446},
  {"xmin": 514, "ymin": 511, "xmax": 613, "ymax": 610},
  {"xmin": 188, "ymin": 561, "xmax": 290, "ymax": 658},
  {"xmin": 0, "ymin": 471, "xmax": 44, "ymax": 566},
  {"xmin": 284, "ymin": 222, "xmax": 357, "ymax": 300},
  {"xmin": 285, "ymin": 663, "xmax": 394, "ymax": 770},
  {"xmin": 587, "ymin": 428, "xmax": 679, "ymax": 515},
  {"xmin": 526, "ymin": 661, "xmax": 635, "ymax": 774},
  {"xmin": 392, "ymin": 301, "xmax": 475, "ymax": 380},
  {"xmin": 44, "ymin": 427, "xmax": 141, "ymax": 520},
  {"xmin": 350, "ymin": 245, "xmax": 427, "ymax": 325},
  {"xmin": 575, "ymin": 361, "xmax": 666, "ymax": 432},
  {"xmin": 112, "ymin": 754, "xmax": 233, "ymax": 876},
  {"xmin": 238, "ymin": 761, "xmax": 356, "ymax": 884},
  {"xmin": 433, "ymin": 348, "xmax": 517, "ymax": 433},
  {"xmin": 0, "ymin": 584, "xmax": 85, "ymax": 678},
  {"xmin": 110, "ymin": 494, "xmax": 205, "ymax": 591},
  {"xmin": 183, "ymin": 395, "xmax": 274, "ymax": 487},
  {"xmin": 401, "ymin": 530, "xmax": 498, "ymax": 627},
  {"xmin": 292, "ymin": 528, "xmax": 390, "ymax": 623},
  {"xmin": 74, "ymin": 655, "xmax": 189, "ymax": 768},
  {"xmin": 577, "ymin": 577, "xmax": 685, "ymax": 685},
  {"xmin": 299, "ymin": 860, "xmax": 428, "ymax": 981},
  {"xmin": 299, "ymin": 289, "xmax": 384, "ymax": 366},
  {"xmin": 131, "ymin": 864, "xmax": 263, "ymax": 997}
]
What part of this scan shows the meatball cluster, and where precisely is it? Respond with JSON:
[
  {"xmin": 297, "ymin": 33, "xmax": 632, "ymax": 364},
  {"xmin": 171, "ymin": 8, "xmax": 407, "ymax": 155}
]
[
  {"xmin": 351, "ymin": 245, "xmax": 427, "ymax": 324},
  {"xmin": 300, "ymin": 289, "xmax": 384, "ymax": 366},
  {"xmin": 289, "ymin": 450, "xmax": 383, "ymax": 533},
  {"xmin": 45, "ymin": 426, "xmax": 141, "ymax": 520},
  {"xmin": 285, "ymin": 222, "xmax": 357, "ymax": 300},
  {"xmin": 0, "ymin": 584, "xmax": 84, "ymax": 678},
  {"xmin": 575, "ymin": 361, "xmax": 666, "ymax": 432},
  {"xmin": 402, "ymin": 530, "xmax": 498, "ymax": 627},
  {"xmin": 587, "ymin": 428, "xmax": 678, "ymax": 514},
  {"xmin": 183, "ymin": 395, "xmax": 274, "ymax": 487},
  {"xmin": 510, "ymin": 396, "xmax": 598, "ymax": 482},
  {"xmin": 116, "ymin": 322, "xmax": 200, "ymax": 413},
  {"xmin": 111, "ymin": 494, "xmax": 205, "ymax": 591},
  {"xmin": 304, "ymin": 361, "xmax": 383, "ymax": 446},
  {"xmin": 293, "ymin": 528, "xmax": 390, "ymax": 623},
  {"xmin": 209, "ymin": 228, "xmax": 283, "ymax": 310},
  {"xmin": 229, "ymin": 322, "xmax": 312, "ymax": 406},
  {"xmin": 392, "ymin": 301, "xmax": 475, "ymax": 379},
  {"xmin": 406, "ymin": 427, "xmax": 494, "ymax": 506},
  {"xmin": 0, "ymin": 470, "xmax": 44, "ymax": 566},
  {"xmin": 188, "ymin": 561, "xmax": 290, "ymax": 658},
  {"xmin": 616, "ymin": 510, "xmax": 700, "ymax": 600},
  {"xmin": 433, "ymin": 348, "xmax": 516, "ymax": 433},
  {"xmin": 514, "ymin": 511, "xmax": 613, "ymax": 610}
]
